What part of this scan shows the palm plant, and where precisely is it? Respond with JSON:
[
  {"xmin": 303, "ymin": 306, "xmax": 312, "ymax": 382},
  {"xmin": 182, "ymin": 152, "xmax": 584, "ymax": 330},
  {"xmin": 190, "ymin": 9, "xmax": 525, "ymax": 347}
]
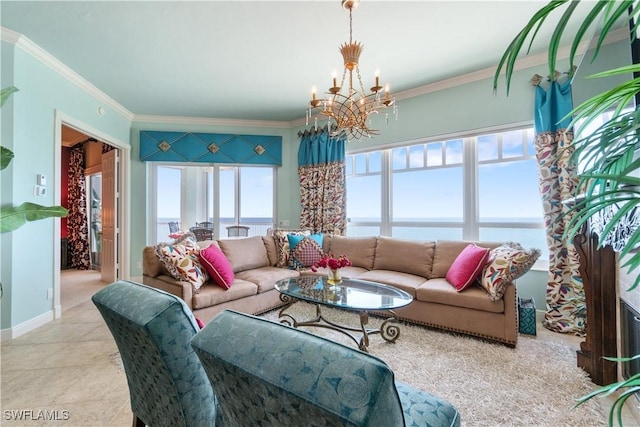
[
  {"xmin": 493, "ymin": 1, "xmax": 640, "ymax": 425},
  {"xmin": 494, "ymin": 0, "xmax": 640, "ymax": 290}
]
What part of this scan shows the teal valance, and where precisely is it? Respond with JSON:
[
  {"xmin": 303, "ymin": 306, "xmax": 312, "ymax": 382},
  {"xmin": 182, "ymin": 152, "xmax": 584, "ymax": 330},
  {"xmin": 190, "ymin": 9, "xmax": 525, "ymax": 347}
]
[
  {"xmin": 533, "ymin": 79, "xmax": 573, "ymax": 133},
  {"xmin": 297, "ymin": 126, "xmax": 345, "ymax": 167},
  {"xmin": 139, "ymin": 131, "xmax": 282, "ymax": 165}
]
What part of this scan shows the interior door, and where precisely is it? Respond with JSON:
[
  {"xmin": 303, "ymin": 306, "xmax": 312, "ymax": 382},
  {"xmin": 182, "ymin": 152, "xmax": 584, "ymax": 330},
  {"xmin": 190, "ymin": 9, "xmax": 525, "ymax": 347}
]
[{"xmin": 101, "ymin": 149, "xmax": 119, "ymax": 282}]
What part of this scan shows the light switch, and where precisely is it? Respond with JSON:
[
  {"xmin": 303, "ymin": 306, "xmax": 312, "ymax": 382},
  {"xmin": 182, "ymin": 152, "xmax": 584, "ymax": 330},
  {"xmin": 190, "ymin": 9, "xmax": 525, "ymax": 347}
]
[{"xmin": 37, "ymin": 174, "xmax": 46, "ymax": 186}]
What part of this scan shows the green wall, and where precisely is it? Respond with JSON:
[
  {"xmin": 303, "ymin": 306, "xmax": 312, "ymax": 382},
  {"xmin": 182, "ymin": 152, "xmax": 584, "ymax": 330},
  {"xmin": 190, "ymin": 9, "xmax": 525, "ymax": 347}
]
[{"xmin": 1, "ymin": 41, "xmax": 131, "ymax": 329}]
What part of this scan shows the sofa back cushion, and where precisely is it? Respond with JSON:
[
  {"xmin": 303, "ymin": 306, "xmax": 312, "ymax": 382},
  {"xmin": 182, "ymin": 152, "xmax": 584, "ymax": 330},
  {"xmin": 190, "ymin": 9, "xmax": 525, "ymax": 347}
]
[
  {"xmin": 373, "ymin": 236, "xmax": 436, "ymax": 278},
  {"xmin": 329, "ymin": 236, "xmax": 377, "ymax": 269},
  {"xmin": 143, "ymin": 246, "xmax": 170, "ymax": 278},
  {"xmin": 262, "ymin": 235, "xmax": 278, "ymax": 266},
  {"xmin": 218, "ymin": 236, "xmax": 270, "ymax": 273},
  {"xmin": 432, "ymin": 240, "xmax": 502, "ymax": 278}
]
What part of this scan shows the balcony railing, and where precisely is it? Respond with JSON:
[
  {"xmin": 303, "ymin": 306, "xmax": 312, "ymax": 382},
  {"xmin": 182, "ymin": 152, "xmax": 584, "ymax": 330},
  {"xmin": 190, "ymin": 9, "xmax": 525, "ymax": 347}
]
[{"xmin": 156, "ymin": 220, "xmax": 273, "ymax": 243}]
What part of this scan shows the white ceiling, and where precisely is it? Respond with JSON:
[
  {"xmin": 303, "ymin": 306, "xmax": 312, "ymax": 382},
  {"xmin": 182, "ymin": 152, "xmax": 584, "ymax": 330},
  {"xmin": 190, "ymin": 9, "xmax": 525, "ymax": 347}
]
[{"xmin": 1, "ymin": 1, "xmax": 606, "ymax": 123}]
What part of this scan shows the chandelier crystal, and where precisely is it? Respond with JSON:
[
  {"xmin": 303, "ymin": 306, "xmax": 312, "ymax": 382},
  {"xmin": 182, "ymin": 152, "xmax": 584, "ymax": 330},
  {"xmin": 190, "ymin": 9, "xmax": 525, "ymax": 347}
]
[{"xmin": 306, "ymin": 0, "xmax": 397, "ymax": 140}]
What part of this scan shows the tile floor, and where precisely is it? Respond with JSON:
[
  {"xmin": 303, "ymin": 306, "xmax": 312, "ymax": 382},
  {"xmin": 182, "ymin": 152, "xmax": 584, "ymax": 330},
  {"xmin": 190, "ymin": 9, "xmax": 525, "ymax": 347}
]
[
  {"xmin": 2, "ymin": 271, "xmax": 638, "ymax": 426},
  {"xmin": 1, "ymin": 270, "xmax": 133, "ymax": 426}
]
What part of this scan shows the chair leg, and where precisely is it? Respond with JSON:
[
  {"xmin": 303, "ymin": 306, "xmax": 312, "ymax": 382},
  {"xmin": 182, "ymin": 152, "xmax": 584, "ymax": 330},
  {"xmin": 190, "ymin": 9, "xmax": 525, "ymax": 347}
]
[{"xmin": 133, "ymin": 414, "xmax": 145, "ymax": 427}]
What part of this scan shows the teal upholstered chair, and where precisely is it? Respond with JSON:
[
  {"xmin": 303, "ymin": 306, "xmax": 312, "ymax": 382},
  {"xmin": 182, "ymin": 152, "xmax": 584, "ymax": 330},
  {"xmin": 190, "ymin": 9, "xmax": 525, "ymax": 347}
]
[
  {"xmin": 92, "ymin": 280, "xmax": 218, "ymax": 427},
  {"xmin": 191, "ymin": 309, "xmax": 460, "ymax": 427}
]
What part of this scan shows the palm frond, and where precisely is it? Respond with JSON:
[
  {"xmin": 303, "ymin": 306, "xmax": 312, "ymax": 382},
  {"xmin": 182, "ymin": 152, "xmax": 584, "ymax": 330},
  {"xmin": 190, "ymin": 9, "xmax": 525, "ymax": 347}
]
[{"xmin": 493, "ymin": 0, "xmax": 571, "ymax": 94}]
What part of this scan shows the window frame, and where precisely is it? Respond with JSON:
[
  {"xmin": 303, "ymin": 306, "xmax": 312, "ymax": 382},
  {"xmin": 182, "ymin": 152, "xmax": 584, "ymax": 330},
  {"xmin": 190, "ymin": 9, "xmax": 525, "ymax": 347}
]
[
  {"xmin": 345, "ymin": 123, "xmax": 547, "ymax": 269},
  {"xmin": 150, "ymin": 163, "xmax": 276, "ymax": 243}
]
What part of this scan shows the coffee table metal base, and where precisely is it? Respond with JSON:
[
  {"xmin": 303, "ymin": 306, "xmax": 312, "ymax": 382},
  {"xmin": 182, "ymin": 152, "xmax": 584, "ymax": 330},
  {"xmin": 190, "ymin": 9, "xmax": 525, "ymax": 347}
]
[{"xmin": 277, "ymin": 294, "xmax": 401, "ymax": 353}]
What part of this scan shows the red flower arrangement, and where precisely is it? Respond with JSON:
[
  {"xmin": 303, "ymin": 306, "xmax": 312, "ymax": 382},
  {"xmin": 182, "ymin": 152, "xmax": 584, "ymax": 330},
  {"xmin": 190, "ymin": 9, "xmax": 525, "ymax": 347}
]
[{"xmin": 310, "ymin": 253, "xmax": 352, "ymax": 272}]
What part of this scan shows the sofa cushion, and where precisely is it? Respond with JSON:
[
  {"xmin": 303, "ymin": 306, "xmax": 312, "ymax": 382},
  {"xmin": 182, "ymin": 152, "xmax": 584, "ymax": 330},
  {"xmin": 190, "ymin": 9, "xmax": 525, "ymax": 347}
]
[
  {"xmin": 321, "ymin": 233, "xmax": 333, "ymax": 254},
  {"xmin": 143, "ymin": 246, "xmax": 170, "ymax": 278},
  {"xmin": 218, "ymin": 236, "xmax": 270, "ymax": 273},
  {"xmin": 446, "ymin": 243, "xmax": 491, "ymax": 291},
  {"xmin": 235, "ymin": 267, "xmax": 300, "ymax": 293},
  {"xmin": 288, "ymin": 234, "xmax": 324, "ymax": 270},
  {"xmin": 262, "ymin": 235, "xmax": 278, "ymax": 266},
  {"xmin": 199, "ymin": 243, "xmax": 234, "ymax": 290},
  {"xmin": 479, "ymin": 242, "xmax": 540, "ymax": 301},
  {"xmin": 273, "ymin": 229, "xmax": 311, "ymax": 268},
  {"xmin": 356, "ymin": 270, "xmax": 426, "ymax": 298},
  {"xmin": 373, "ymin": 236, "xmax": 435, "ymax": 278},
  {"xmin": 329, "ymin": 236, "xmax": 377, "ymax": 269},
  {"xmin": 416, "ymin": 278, "xmax": 505, "ymax": 313},
  {"xmin": 192, "ymin": 279, "xmax": 258, "ymax": 310},
  {"xmin": 432, "ymin": 240, "xmax": 502, "ymax": 278}
]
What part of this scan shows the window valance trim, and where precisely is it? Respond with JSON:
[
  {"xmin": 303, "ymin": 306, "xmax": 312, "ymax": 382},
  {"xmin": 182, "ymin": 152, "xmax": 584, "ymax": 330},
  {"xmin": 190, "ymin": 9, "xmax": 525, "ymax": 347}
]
[{"xmin": 139, "ymin": 130, "xmax": 282, "ymax": 165}]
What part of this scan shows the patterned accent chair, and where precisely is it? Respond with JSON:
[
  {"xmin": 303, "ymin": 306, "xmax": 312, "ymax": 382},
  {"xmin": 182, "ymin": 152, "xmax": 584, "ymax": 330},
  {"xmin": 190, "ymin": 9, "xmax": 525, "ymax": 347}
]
[
  {"xmin": 92, "ymin": 280, "xmax": 218, "ymax": 427},
  {"xmin": 191, "ymin": 310, "xmax": 460, "ymax": 427}
]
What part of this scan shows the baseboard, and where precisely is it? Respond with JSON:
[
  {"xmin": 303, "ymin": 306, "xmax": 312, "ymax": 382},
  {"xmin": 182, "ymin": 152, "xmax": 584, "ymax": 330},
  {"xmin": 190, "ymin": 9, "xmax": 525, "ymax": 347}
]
[{"xmin": 0, "ymin": 310, "xmax": 54, "ymax": 342}]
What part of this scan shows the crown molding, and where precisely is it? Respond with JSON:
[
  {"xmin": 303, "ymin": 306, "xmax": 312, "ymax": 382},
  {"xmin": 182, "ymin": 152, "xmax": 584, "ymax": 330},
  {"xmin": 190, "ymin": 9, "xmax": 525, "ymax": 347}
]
[
  {"xmin": 1, "ymin": 27, "xmax": 134, "ymax": 121},
  {"xmin": 395, "ymin": 26, "xmax": 630, "ymax": 102},
  {"xmin": 133, "ymin": 114, "xmax": 290, "ymax": 129}
]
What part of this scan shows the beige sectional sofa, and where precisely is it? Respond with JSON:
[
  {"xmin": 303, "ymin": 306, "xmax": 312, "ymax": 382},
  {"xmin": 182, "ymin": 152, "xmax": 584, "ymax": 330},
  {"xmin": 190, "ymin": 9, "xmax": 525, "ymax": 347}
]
[{"xmin": 142, "ymin": 233, "xmax": 520, "ymax": 347}]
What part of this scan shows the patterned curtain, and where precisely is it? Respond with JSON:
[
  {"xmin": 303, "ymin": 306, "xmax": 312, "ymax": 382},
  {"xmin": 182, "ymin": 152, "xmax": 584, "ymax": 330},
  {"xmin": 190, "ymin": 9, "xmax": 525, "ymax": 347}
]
[
  {"xmin": 67, "ymin": 146, "xmax": 91, "ymax": 269},
  {"xmin": 298, "ymin": 126, "xmax": 346, "ymax": 234},
  {"xmin": 533, "ymin": 77, "xmax": 585, "ymax": 336},
  {"xmin": 102, "ymin": 142, "xmax": 114, "ymax": 153}
]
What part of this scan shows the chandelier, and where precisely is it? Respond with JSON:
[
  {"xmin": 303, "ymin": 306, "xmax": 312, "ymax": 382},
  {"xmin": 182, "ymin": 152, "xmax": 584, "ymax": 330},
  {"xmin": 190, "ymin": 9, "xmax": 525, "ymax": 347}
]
[{"xmin": 306, "ymin": 0, "xmax": 397, "ymax": 140}]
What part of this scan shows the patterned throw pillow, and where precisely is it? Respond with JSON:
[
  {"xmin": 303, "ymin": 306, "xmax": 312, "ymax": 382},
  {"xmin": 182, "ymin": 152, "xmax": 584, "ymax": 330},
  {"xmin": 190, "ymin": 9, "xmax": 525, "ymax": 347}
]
[
  {"xmin": 478, "ymin": 242, "xmax": 541, "ymax": 301},
  {"xmin": 288, "ymin": 234, "xmax": 323, "ymax": 270},
  {"xmin": 155, "ymin": 242, "xmax": 209, "ymax": 293},
  {"xmin": 166, "ymin": 231, "xmax": 199, "ymax": 250},
  {"xmin": 273, "ymin": 229, "xmax": 311, "ymax": 268}
]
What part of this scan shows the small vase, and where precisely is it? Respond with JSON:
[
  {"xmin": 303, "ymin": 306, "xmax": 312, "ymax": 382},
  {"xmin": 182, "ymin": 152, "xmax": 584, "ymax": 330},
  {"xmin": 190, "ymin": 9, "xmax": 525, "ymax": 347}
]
[{"xmin": 327, "ymin": 268, "xmax": 342, "ymax": 285}]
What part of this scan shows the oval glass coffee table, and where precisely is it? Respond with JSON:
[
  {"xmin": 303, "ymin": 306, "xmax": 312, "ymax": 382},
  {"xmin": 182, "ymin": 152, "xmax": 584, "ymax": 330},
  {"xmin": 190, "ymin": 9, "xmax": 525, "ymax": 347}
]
[{"xmin": 275, "ymin": 275, "xmax": 413, "ymax": 353}]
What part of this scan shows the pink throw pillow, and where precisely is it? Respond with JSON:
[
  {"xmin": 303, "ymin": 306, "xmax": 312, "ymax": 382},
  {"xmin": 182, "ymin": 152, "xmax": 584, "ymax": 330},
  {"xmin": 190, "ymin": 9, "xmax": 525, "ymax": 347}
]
[
  {"xmin": 198, "ymin": 244, "xmax": 234, "ymax": 290},
  {"xmin": 195, "ymin": 318, "xmax": 206, "ymax": 329},
  {"xmin": 446, "ymin": 244, "xmax": 490, "ymax": 291}
]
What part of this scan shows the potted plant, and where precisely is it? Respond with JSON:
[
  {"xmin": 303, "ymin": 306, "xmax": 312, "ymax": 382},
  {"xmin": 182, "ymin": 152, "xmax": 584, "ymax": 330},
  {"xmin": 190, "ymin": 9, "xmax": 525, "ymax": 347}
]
[{"xmin": 493, "ymin": 1, "xmax": 640, "ymax": 425}]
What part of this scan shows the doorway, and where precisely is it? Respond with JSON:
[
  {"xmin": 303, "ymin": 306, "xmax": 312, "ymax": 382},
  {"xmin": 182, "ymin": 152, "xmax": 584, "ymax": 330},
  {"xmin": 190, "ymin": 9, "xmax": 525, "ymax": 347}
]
[{"xmin": 57, "ymin": 119, "xmax": 128, "ymax": 314}]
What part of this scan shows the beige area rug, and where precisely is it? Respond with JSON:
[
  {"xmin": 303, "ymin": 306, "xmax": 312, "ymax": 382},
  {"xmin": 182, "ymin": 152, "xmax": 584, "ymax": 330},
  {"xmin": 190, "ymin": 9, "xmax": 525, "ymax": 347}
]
[{"xmin": 260, "ymin": 302, "xmax": 604, "ymax": 427}]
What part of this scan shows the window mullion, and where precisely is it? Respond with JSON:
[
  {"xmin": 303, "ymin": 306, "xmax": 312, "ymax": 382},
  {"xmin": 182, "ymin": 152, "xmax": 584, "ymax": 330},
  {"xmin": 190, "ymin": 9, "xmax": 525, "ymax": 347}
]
[
  {"xmin": 463, "ymin": 137, "xmax": 478, "ymax": 241},
  {"xmin": 382, "ymin": 149, "xmax": 391, "ymax": 236},
  {"xmin": 235, "ymin": 167, "xmax": 241, "ymax": 226}
]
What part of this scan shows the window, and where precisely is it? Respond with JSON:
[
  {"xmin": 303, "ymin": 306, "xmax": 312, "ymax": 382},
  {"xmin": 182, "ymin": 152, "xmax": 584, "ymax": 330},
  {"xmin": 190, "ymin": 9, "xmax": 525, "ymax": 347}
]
[
  {"xmin": 212, "ymin": 166, "xmax": 274, "ymax": 236},
  {"xmin": 346, "ymin": 126, "xmax": 547, "ymax": 264},
  {"xmin": 155, "ymin": 165, "xmax": 182, "ymax": 240},
  {"xmin": 152, "ymin": 164, "xmax": 275, "ymax": 242}
]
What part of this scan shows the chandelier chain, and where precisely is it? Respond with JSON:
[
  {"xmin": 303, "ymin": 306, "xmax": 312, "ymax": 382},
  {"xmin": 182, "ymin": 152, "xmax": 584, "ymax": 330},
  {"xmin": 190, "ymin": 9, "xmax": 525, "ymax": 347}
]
[{"xmin": 349, "ymin": 7, "xmax": 353, "ymax": 44}]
